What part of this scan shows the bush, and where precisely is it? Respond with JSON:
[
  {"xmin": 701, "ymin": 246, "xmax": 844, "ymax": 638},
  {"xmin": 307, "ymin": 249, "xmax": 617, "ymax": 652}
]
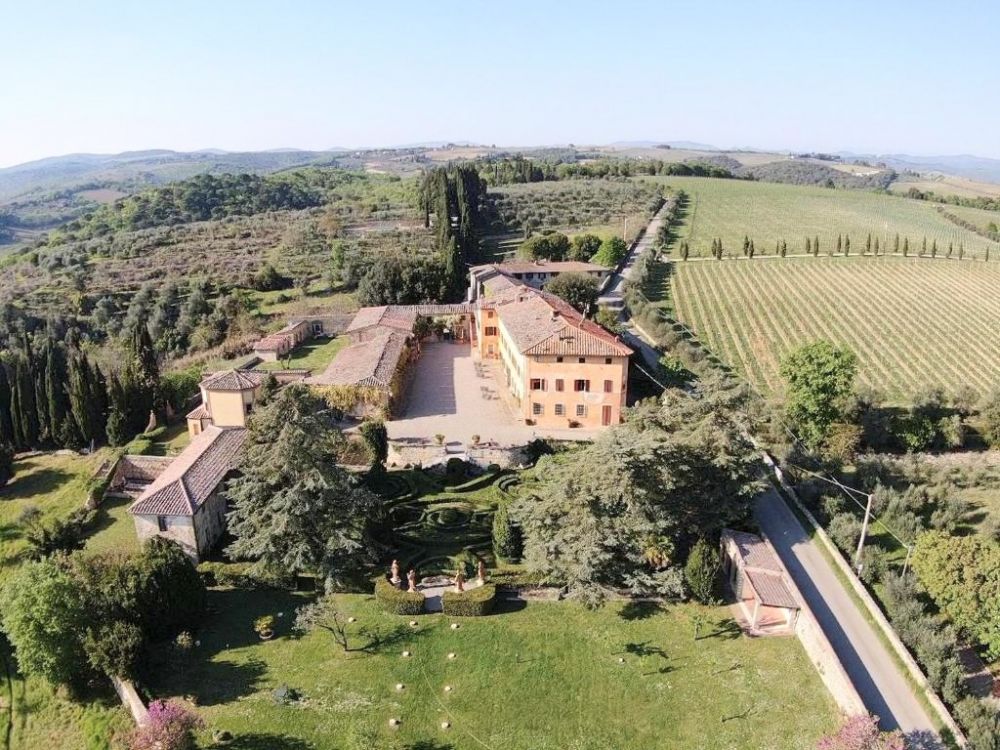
[
  {"xmin": 955, "ymin": 697, "xmax": 1000, "ymax": 750},
  {"xmin": 129, "ymin": 700, "xmax": 202, "ymax": 750},
  {"xmin": 828, "ymin": 512, "xmax": 862, "ymax": 555},
  {"xmin": 684, "ymin": 538, "xmax": 720, "ymax": 604},
  {"xmin": 197, "ymin": 560, "xmax": 292, "ymax": 589},
  {"xmin": 858, "ymin": 545, "xmax": 888, "ymax": 585},
  {"xmin": 374, "ymin": 577, "xmax": 425, "ymax": 615},
  {"xmin": 442, "ymin": 583, "xmax": 496, "ymax": 617},
  {"xmin": 492, "ymin": 503, "xmax": 522, "ymax": 562}
]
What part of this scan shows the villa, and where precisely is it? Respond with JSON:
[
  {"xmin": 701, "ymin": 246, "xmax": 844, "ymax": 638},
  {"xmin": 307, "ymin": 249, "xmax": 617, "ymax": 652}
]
[{"xmin": 468, "ymin": 259, "xmax": 610, "ymax": 300}]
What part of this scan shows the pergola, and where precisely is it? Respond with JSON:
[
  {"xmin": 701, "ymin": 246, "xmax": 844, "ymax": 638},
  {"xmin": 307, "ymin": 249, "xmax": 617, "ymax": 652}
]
[{"xmin": 721, "ymin": 529, "xmax": 801, "ymax": 635}]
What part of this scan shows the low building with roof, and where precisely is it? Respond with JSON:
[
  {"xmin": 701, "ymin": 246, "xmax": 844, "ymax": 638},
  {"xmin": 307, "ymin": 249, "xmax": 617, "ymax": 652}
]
[
  {"xmin": 344, "ymin": 305, "xmax": 418, "ymax": 342},
  {"xmin": 721, "ymin": 529, "xmax": 801, "ymax": 635},
  {"xmin": 187, "ymin": 369, "xmax": 267, "ymax": 437},
  {"xmin": 468, "ymin": 260, "xmax": 610, "ymax": 301},
  {"xmin": 252, "ymin": 319, "xmax": 313, "ymax": 361},
  {"xmin": 128, "ymin": 425, "xmax": 248, "ymax": 560}
]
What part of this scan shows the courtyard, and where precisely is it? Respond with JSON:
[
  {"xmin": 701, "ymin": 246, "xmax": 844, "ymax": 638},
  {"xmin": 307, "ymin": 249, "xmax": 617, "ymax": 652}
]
[{"xmin": 387, "ymin": 342, "xmax": 601, "ymax": 451}]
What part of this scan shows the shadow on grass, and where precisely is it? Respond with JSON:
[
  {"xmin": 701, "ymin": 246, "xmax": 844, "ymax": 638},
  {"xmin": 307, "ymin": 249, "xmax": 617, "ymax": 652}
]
[
  {"xmin": 3, "ymin": 465, "xmax": 73, "ymax": 502},
  {"xmin": 618, "ymin": 600, "xmax": 662, "ymax": 621},
  {"xmin": 150, "ymin": 656, "xmax": 269, "ymax": 707},
  {"xmin": 217, "ymin": 733, "xmax": 314, "ymax": 750},
  {"xmin": 490, "ymin": 597, "xmax": 527, "ymax": 615},
  {"xmin": 84, "ymin": 494, "xmax": 132, "ymax": 538},
  {"xmin": 201, "ymin": 588, "xmax": 315, "ymax": 652},
  {"xmin": 405, "ymin": 743, "xmax": 457, "ymax": 750},
  {"xmin": 704, "ymin": 617, "xmax": 742, "ymax": 641}
]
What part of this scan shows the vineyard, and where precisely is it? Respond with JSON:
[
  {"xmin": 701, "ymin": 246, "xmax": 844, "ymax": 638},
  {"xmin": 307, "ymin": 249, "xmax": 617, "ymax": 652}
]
[
  {"xmin": 670, "ymin": 256, "xmax": 1000, "ymax": 399},
  {"xmin": 640, "ymin": 175, "xmax": 999, "ymax": 259}
]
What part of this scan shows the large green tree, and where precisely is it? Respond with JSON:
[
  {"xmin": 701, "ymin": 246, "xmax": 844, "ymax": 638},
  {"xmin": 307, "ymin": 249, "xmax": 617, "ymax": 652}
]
[
  {"xmin": 591, "ymin": 236, "xmax": 628, "ymax": 267},
  {"xmin": 780, "ymin": 340, "xmax": 857, "ymax": 450},
  {"xmin": 515, "ymin": 377, "xmax": 760, "ymax": 604},
  {"xmin": 543, "ymin": 272, "xmax": 600, "ymax": 313},
  {"xmin": 226, "ymin": 386, "xmax": 383, "ymax": 586}
]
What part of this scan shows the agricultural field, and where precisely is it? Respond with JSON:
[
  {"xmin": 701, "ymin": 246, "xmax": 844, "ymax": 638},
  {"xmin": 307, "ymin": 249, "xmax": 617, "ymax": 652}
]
[
  {"xmin": 639, "ymin": 176, "xmax": 996, "ymax": 259},
  {"xmin": 481, "ymin": 180, "xmax": 662, "ymax": 260},
  {"xmin": 669, "ymin": 255, "xmax": 1000, "ymax": 400},
  {"xmin": 890, "ymin": 174, "xmax": 1000, "ymax": 200},
  {"xmin": 145, "ymin": 591, "xmax": 837, "ymax": 750}
]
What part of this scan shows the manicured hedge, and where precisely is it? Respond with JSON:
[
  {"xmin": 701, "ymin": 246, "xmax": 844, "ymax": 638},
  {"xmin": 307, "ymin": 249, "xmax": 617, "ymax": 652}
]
[
  {"xmin": 375, "ymin": 577, "xmax": 425, "ymax": 615},
  {"xmin": 442, "ymin": 583, "xmax": 496, "ymax": 617}
]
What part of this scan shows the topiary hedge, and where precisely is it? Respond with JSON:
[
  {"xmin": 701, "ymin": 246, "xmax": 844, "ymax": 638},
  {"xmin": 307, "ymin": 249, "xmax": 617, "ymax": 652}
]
[
  {"xmin": 375, "ymin": 577, "xmax": 425, "ymax": 615},
  {"xmin": 442, "ymin": 583, "xmax": 496, "ymax": 617}
]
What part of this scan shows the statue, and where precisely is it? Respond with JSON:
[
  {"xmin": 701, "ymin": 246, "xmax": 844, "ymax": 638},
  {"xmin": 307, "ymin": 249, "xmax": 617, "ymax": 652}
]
[
  {"xmin": 407, "ymin": 569, "xmax": 418, "ymax": 593},
  {"xmin": 476, "ymin": 560, "xmax": 486, "ymax": 585},
  {"xmin": 390, "ymin": 559, "xmax": 401, "ymax": 585},
  {"xmin": 454, "ymin": 569, "xmax": 465, "ymax": 592}
]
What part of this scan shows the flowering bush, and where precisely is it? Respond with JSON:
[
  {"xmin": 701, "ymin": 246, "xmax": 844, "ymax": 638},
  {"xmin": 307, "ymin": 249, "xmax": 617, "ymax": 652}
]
[
  {"xmin": 130, "ymin": 700, "xmax": 203, "ymax": 750},
  {"xmin": 817, "ymin": 715, "xmax": 905, "ymax": 750}
]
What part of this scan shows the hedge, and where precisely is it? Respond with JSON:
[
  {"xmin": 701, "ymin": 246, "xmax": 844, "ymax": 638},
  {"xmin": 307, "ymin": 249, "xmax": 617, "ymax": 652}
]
[
  {"xmin": 198, "ymin": 561, "xmax": 294, "ymax": 589},
  {"xmin": 442, "ymin": 583, "xmax": 496, "ymax": 617},
  {"xmin": 374, "ymin": 577, "xmax": 425, "ymax": 615}
]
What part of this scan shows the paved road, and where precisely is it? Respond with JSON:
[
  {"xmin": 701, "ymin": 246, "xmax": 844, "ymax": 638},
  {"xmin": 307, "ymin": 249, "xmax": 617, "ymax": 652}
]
[
  {"xmin": 755, "ymin": 490, "xmax": 942, "ymax": 746},
  {"xmin": 598, "ymin": 200, "xmax": 670, "ymax": 308}
]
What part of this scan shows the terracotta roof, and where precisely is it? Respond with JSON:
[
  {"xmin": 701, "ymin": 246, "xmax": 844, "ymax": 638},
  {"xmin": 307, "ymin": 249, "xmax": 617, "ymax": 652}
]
[
  {"xmin": 119, "ymin": 455, "xmax": 174, "ymax": 483},
  {"xmin": 722, "ymin": 529, "xmax": 800, "ymax": 610},
  {"xmin": 494, "ymin": 260, "xmax": 609, "ymax": 274},
  {"xmin": 254, "ymin": 333, "xmax": 293, "ymax": 352},
  {"xmin": 186, "ymin": 404, "xmax": 209, "ymax": 420},
  {"xmin": 200, "ymin": 369, "xmax": 267, "ymax": 392},
  {"xmin": 307, "ymin": 329, "xmax": 408, "ymax": 388},
  {"xmin": 345, "ymin": 306, "xmax": 417, "ymax": 335},
  {"xmin": 493, "ymin": 289, "xmax": 632, "ymax": 357},
  {"xmin": 128, "ymin": 426, "xmax": 247, "ymax": 517}
]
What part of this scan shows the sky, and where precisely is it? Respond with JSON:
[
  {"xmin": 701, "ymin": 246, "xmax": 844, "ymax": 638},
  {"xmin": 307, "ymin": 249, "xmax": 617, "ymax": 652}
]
[{"xmin": 2, "ymin": 0, "xmax": 999, "ymax": 168}]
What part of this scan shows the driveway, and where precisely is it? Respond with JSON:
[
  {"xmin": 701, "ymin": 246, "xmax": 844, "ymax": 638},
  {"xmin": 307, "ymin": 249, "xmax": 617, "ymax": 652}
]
[
  {"xmin": 387, "ymin": 342, "xmax": 599, "ymax": 449},
  {"xmin": 755, "ymin": 490, "xmax": 941, "ymax": 746}
]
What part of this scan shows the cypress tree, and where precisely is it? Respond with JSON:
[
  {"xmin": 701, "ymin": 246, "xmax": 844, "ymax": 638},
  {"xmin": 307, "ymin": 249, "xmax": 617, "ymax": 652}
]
[
  {"xmin": 922, "ymin": 236, "xmax": 927, "ymax": 253},
  {"xmin": 0, "ymin": 363, "xmax": 13, "ymax": 447},
  {"xmin": 844, "ymin": 235, "xmax": 850, "ymax": 256},
  {"xmin": 931, "ymin": 239, "xmax": 937, "ymax": 258},
  {"xmin": 105, "ymin": 373, "xmax": 130, "ymax": 447},
  {"xmin": 15, "ymin": 357, "xmax": 38, "ymax": 448},
  {"xmin": 805, "ymin": 237, "xmax": 811, "ymax": 254},
  {"xmin": 742, "ymin": 236, "xmax": 750, "ymax": 256},
  {"xmin": 948, "ymin": 242, "xmax": 953, "ymax": 259},
  {"xmin": 681, "ymin": 242, "xmax": 689, "ymax": 261},
  {"xmin": 44, "ymin": 340, "xmax": 71, "ymax": 447},
  {"xmin": 748, "ymin": 240, "xmax": 755, "ymax": 259},
  {"xmin": 866, "ymin": 233, "xmax": 872, "ymax": 253},
  {"xmin": 836, "ymin": 234, "xmax": 842, "ymax": 253},
  {"xmin": 894, "ymin": 234, "xmax": 900, "ymax": 253},
  {"xmin": 815, "ymin": 236, "xmax": 820, "ymax": 255},
  {"xmin": 780, "ymin": 240, "xmax": 787, "ymax": 258},
  {"xmin": 874, "ymin": 237, "xmax": 880, "ymax": 254},
  {"xmin": 987, "ymin": 247, "xmax": 992, "ymax": 262},
  {"xmin": 959, "ymin": 243, "xmax": 964, "ymax": 260},
  {"xmin": 903, "ymin": 238, "xmax": 909, "ymax": 256}
]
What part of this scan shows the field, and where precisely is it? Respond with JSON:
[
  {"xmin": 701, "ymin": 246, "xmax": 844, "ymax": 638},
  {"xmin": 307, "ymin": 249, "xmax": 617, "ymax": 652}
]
[
  {"xmin": 891, "ymin": 175, "xmax": 1000, "ymax": 200},
  {"xmin": 256, "ymin": 336, "xmax": 349, "ymax": 373},
  {"xmin": 146, "ymin": 591, "xmax": 838, "ymax": 750},
  {"xmin": 640, "ymin": 176, "xmax": 995, "ymax": 258},
  {"xmin": 669, "ymin": 255, "xmax": 1000, "ymax": 399}
]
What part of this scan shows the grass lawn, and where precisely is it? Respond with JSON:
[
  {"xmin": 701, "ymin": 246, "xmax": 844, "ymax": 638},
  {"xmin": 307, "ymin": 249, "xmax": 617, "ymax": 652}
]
[
  {"xmin": 257, "ymin": 336, "xmax": 348, "ymax": 374},
  {"xmin": 84, "ymin": 494, "xmax": 140, "ymax": 556},
  {"xmin": 144, "ymin": 421, "xmax": 192, "ymax": 456},
  {"xmin": 148, "ymin": 590, "xmax": 838, "ymax": 750}
]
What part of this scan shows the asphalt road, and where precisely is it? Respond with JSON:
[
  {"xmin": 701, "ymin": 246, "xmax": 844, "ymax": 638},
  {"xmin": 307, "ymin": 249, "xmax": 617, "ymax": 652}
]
[{"xmin": 755, "ymin": 490, "xmax": 942, "ymax": 747}]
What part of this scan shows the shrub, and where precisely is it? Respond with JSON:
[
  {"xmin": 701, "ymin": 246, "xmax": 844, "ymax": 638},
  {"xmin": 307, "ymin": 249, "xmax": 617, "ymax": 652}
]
[
  {"xmin": 129, "ymin": 700, "xmax": 203, "ymax": 750},
  {"xmin": 858, "ymin": 545, "xmax": 888, "ymax": 585},
  {"xmin": 492, "ymin": 503, "xmax": 522, "ymax": 562},
  {"xmin": 197, "ymin": 560, "xmax": 292, "ymax": 589},
  {"xmin": 374, "ymin": 577, "xmax": 424, "ymax": 616},
  {"xmin": 828, "ymin": 512, "xmax": 863, "ymax": 555},
  {"xmin": 442, "ymin": 583, "xmax": 496, "ymax": 617},
  {"xmin": 684, "ymin": 538, "xmax": 720, "ymax": 604},
  {"xmin": 954, "ymin": 697, "xmax": 1000, "ymax": 750}
]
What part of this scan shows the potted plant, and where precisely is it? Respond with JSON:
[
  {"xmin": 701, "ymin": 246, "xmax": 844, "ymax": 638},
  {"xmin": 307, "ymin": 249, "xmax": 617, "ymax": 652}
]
[
  {"xmin": 254, "ymin": 615, "xmax": 276, "ymax": 641},
  {"xmin": 470, "ymin": 434, "xmax": 480, "ymax": 446},
  {"xmin": 434, "ymin": 433, "xmax": 445, "ymax": 447}
]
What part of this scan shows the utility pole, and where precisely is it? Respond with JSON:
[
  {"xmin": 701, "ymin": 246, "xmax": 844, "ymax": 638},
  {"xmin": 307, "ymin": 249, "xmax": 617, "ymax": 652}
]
[
  {"xmin": 623, "ymin": 217, "xmax": 628, "ymax": 242},
  {"xmin": 902, "ymin": 545, "xmax": 913, "ymax": 577},
  {"xmin": 853, "ymin": 493, "xmax": 874, "ymax": 576}
]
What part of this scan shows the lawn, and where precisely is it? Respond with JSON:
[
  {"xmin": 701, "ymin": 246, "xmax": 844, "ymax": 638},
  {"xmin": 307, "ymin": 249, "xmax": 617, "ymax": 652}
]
[
  {"xmin": 668, "ymin": 255, "xmax": 1000, "ymax": 400},
  {"xmin": 257, "ymin": 336, "xmax": 349, "ymax": 373},
  {"xmin": 84, "ymin": 493, "xmax": 141, "ymax": 556},
  {"xmin": 147, "ymin": 590, "xmax": 839, "ymax": 750},
  {"xmin": 638, "ymin": 176, "xmax": 994, "ymax": 259}
]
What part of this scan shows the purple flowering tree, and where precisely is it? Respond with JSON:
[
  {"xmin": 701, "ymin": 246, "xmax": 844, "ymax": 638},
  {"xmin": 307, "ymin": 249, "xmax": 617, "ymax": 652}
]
[
  {"xmin": 129, "ymin": 700, "xmax": 203, "ymax": 750},
  {"xmin": 817, "ymin": 715, "xmax": 906, "ymax": 750}
]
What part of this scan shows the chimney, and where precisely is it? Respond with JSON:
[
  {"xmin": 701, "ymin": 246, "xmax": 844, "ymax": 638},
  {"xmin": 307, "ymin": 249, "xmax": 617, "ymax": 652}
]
[{"xmin": 550, "ymin": 309, "xmax": 559, "ymax": 321}]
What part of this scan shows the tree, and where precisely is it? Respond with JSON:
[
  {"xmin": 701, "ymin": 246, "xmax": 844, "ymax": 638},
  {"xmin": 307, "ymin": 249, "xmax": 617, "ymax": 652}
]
[
  {"xmin": 748, "ymin": 240, "xmax": 755, "ymax": 258},
  {"xmin": 358, "ymin": 419, "xmax": 388, "ymax": 472},
  {"xmin": 844, "ymin": 235, "xmax": 850, "ymax": 256},
  {"xmin": 129, "ymin": 700, "xmax": 203, "ymax": 750},
  {"xmin": 780, "ymin": 240, "xmax": 787, "ymax": 258},
  {"xmin": 979, "ymin": 390, "xmax": 1000, "ymax": 449},
  {"xmin": 681, "ymin": 241, "xmax": 690, "ymax": 261},
  {"xmin": 903, "ymin": 238, "xmax": 909, "ymax": 256},
  {"xmin": 568, "ymin": 233, "xmax": 602, "ymax": 261},
  {"xmin": 83, "ymin": 620, "xmax": 145, "ymax": 679},
  {"xmin": 911, "ymin": 531, "xmax": 1000, "ymax": 659},
  {"xmin": 780, "ymin": 341, "xmax": 858, "ymax": 449},
  {"xmin": 595, "ymin": 307, "xmax": 623, "ymax": 335},
  {"xmin": 492, "ymin": 502, "xmax": 522, "ymax": 562},
  {"xmin": 816, "ymin": 714, "xmax": 905, "ymax": 750},
  {"xmin": 544, "ymin": 272, "xmax": 600, "ymax": 313},
  {"xmin": 815, "ymin": 236, "xmax": 820, "ymax": 255},
  {"xmin": 836, "ymin": 235, "xmax": 842, "ymax": 253},
  {"xmin": 0, "ymin": 442, "xmax": 13, "ymax": 488},
  {"xmin": 0, "ymin": 558, "xmax": 91, "ymax": 685},
  {"xmin": 294, "ymin": 595, "xmax": 356, "ymax": 652},
  {"xmin": 805, "ymin": 237, "xmax": 811, "ymax": 254},
  {"xmin": 515, "ymin": 379, "xmax": 760, "ymax": 604},
  {"xmin": 130, "ymin": 537, "xmax": 207, "ymax": 642},
  {"xmin": 684, "ymin": 538, "xmax": 719, "ymax": 604},
  {"xmin": 226, "ymin": 386, "xmax": 383, "ymax": 587},
  {"xmin": 518, "ymin": 232, "xmax": 570, "ymax": 261},
  {"xmin": 954, "ymin": 697, "xmax": 1000, "ymax": 750},
  {"xmin": 865, "ymin": 233, "xmax": 872, "ymax": 253},
  {"xmin": 591, "ymin": 236, "xmax": 628, "ymax": 267}
]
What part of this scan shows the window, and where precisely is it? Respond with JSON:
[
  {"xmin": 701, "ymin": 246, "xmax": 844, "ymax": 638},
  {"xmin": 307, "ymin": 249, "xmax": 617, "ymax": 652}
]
[
  {"xmin": 532, "ymin": 402, "xmax": 543, "ymax": 416},
  {"xmin": 555, "ymin": 403, "xmax": 565, "ymax": 416},
  {"xmin": 574, "ymin": 379, "xmax": 590, "ymax": 392},
  {"xmin": 157, "ymin": 516, "xmax": 168, "ymax": 532},
  {"xmin": 603, "ymin": 379, "xmax": 613, "ymax": 393},
  {"xmin": 487, "ymin": 344, "xmax": 494, "ymax": 354},
  {"xmin": 576, "ymin": 404, "xmax": 587, "ymax": 417},
  {"xmin": 578, "ymin": 357, "xmax": 586, "ymax": 364},
  {"xmin": 530, "ymin": 378, "xmax": 546, "ymax": 391},
  {"xmin": 485, "ymin": 326, "xmax": 498, "ymax": 336},
  {"xmin": 555, "ymin": 379, "xmax": 564, "ymax": 392},
  {"xmin": 556, "ymin": 356, "xmax": 563, "ymax": 363},
  {"xmin": 605, "ymin": 357, "xmax": 613, "ymax": 365},
  {"xmin": 245, "ymin": 403, "xmax": 253, "ymax": 415}
]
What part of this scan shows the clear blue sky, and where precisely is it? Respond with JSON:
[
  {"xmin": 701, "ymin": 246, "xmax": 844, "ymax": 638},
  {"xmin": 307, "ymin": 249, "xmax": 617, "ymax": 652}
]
[{"xmin": 3, "ymin": 0, "xmax": 999, "ymax": 167}]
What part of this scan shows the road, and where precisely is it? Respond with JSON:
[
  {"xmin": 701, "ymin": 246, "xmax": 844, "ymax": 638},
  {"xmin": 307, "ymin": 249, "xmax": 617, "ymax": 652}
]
[
  {"xmin": 755, "ymin": 490, "xmax": 942, "ymax": 746},
  {"xmin": 598, "ymin": 200, "xmax": 670, "ymax": 308}
]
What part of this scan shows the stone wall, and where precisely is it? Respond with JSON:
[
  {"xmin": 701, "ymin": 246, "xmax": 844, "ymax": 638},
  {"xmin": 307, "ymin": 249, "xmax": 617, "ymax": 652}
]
[{"xmin": 388, "ymin": 441, "xmax": 529, "ymax": 469}]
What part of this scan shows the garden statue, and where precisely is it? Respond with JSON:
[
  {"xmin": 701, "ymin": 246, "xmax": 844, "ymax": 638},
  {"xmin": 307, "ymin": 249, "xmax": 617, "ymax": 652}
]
[
  {"xmin": 476, "ymin": 560, "xmax": 486, "ymax": 585},
  {"xmin": 407, "ymin": 569, "xmax": 418, "ymax": 593},
  {"xmin": 390, "ymin": 559, "xmax": 401, "ymax": 585},
  {"xmin": 454, "ymin": 570, "xmax": 465, "ymax": 592}
]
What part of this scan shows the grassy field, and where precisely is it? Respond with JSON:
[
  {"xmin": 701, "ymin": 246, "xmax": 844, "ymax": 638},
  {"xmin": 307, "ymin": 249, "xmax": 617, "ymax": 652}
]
[
  {"xmin": 146, "ymin": 591, "xmax": 837, "ymax": 750},
  {"xmin": 640, "ymin": 176, "xmax": 995, "ymax": 258},
  {"xmin": 257, "ymin": 336, "xmax": 348, "ymax": 373},
  {"xmin": 668, "ymin": 255, "xmax": 1000, "ymax": 399}
]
